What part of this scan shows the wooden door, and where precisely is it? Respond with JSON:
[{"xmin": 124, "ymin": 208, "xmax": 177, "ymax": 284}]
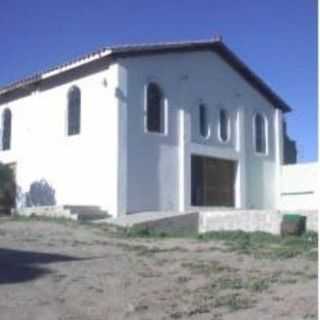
[{"xmin": 191, "ymin": 155, "xmax": 235, "ymax": 207}]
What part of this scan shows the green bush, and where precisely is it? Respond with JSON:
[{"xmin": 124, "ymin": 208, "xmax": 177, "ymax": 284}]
[{"xmin": 0, "ymin": 162, "xmax": 16, "ymax": 209}]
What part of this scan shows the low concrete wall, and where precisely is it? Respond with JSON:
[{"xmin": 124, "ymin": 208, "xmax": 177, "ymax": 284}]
[
  {"xmin": 112, "ymin": 211, "xmax": 200, "ymax": 236},
  {"xmin": 15, "ymin": 206, "xmax": 77, "ymax": 220},
  {"xmin": 15, "ymin": 206, "xmax": 318, "ymax": 235},
  {"xmin": 280, "ymin": 163, "xmax": 318, "ymax": 211},
  {"xmin": 200, "ymin": 209, "xmax": 318, "ymax": 234},
  {"xmin": 108, "ymin": 209, "xmax": 317, "ymax": 236}
]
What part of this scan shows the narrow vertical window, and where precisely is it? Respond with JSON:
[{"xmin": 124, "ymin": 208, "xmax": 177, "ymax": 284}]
[
  {"xmin": 2, "ymin": 109, "xmax": 12, "ymax": 151},
  {"xmin": 146, "ymin": 82, "xmax": 163, "ymax": 133},
  {"xmin": 199, "ymin": 103, "xmax": 209, "ymax": 138},
  {"xmin": 219, "ymin": 109, "xmax": 230, "ymax": 142},
  {"xmin": 255, "ymin": 113, "xmax": 267, "ymax": 154},
  {"xmin": 67, "ymin": 86, "xmax": 81, "ymax": 136}
]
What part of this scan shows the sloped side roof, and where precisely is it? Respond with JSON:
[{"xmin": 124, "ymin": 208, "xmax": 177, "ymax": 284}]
[{"xmin": 0, "ymin": 38, "xmax": 291, "ymax": 112}]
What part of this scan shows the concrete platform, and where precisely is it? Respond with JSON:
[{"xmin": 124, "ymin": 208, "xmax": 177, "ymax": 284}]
[
  {"xmin": 98, "ymin": 211, "xmax": 200, "ymax": 236},
  {"xmin": 97, "ymin": 209, "xmax": 318, "ymax": 235},
  {"xmin": 15, "ymin": 206, "xmax": 318, "ymax": 235}
]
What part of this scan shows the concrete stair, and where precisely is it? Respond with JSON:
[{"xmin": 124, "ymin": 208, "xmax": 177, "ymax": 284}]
[
  {"xmin": 63, "ymin": 205, "xmax": 110, "ymax": 221},
  {"xmin": 15, "ymin": 205, "xmax": 110, "ymax": 222},
  {"xmin": 103, "ymin": 210, "xmax": 196, "ymax": 227},
  {"xmin": 98, "ymin": 211, "xmax": 200, "ymax": 236},
  {"xmin": 15, "ymin": 206, "xmax": 317, "ymax": 234}
]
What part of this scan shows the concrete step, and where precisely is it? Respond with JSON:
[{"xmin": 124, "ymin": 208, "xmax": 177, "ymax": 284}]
[
  {"xmin": 104, "ymin": 211, "xmax": 196, "ymax": 227},
  {"xmin": 98, "ymin": 211, "xmax": 200, "ymax": 236},
  {"xmin": 16, "ymin": 206, "xmax": 76, "ymax": 220},
  {"xmin": 63, "ymin": 205, "xmax": 110, "ymax": 221},
  {"xmin": 15, "ymin": 205, "xmax": 109, "ymax": 221},
  {"xmin": 76, "ymin": 210, "xmax": 110, "ymax": 222},
  {"xmin": 98, "ymin": 209, "xmax": 318, "ymax": 235},
  {"xmin": 63, "ymin": 205, "xmax": 101, "ymax": 213}
]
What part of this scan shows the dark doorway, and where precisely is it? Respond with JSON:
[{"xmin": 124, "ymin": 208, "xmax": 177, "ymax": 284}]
[{"xmin": 191, "ymin": 155, "xmax": 236, "ymax": 207}]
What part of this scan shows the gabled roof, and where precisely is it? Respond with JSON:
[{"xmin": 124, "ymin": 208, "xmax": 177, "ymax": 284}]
[{"xmin": 0, "ymin": 38, "xmax": 291, "ymax": 112}]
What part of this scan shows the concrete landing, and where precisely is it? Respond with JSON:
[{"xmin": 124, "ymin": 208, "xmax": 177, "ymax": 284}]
[
  {"xmin": 97, "ymin": 209, "xmax": 318, "ymax": 235},
  {"xmin": 15, "ymin": 206, "xmax": 318, "ymax": 235},
  {"xmin": 102, "ymin": 211, "xmax": 196, "ymax": 226},
  {"xmin": 98, "ymin": 211, "xmax": 200, "ymax": 236},
  {"xmin": 199, "ymin": 209, "xmax": 318, "ymax": 234}
]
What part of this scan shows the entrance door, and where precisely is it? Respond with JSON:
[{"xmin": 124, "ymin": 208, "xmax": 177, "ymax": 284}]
[{"xmin": 191, "ymin": 155, "xmax": 235, "ymax": 207}]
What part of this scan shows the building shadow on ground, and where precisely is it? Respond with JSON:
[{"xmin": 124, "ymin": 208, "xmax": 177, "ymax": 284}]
[{"xmin": 0, "ymin": 248, "xmax": 86, "ymax": 285}]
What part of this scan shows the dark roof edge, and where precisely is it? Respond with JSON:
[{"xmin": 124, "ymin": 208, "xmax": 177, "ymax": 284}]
[{"xmin": 0, "ymin": 38, "xmax": 291, "ymax": 113}]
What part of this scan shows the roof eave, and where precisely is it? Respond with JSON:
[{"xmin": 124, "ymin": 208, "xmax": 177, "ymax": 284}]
[{"xmin": 0, "ymin": 39, "xmax": 292, "ymax": 113}]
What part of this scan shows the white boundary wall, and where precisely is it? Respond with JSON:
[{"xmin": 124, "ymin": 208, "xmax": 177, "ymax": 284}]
[
  {"xmin": 280, "ymin": 163, "xmax": 318, "ymax": 211},
  {"xmin": 199, "ymin": 209, "xmax": 318, "ymax": 234}
]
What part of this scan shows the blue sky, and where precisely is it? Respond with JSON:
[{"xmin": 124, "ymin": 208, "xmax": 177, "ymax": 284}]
[{"xmin": 0, "ymin": 0, "xmax": 317, "ymax": 162}]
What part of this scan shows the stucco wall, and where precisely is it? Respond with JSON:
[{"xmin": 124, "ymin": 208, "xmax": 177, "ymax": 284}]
[
  {"xmin": 0, "ymin": 49, "xmax": 284, "ymax": 217},
  {"xmin": 200, "ymin": 209, "xmax": 318, "ymax": 234},
  {"xmin": 119, "ymin": 50, "xmax": 280, "ymax": 214},
  {"xmin": 280, "ymin": 163, "xmax": 318, "ymax": 211},
  {"xmin": 0, "ymin": 62, "xmax": 120, "ymax": 216}
]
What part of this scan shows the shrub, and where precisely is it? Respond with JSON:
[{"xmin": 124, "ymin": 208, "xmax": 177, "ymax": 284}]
[{"xmin": 0, "ymin": 162, "xmax": 16, "ymax": 210}]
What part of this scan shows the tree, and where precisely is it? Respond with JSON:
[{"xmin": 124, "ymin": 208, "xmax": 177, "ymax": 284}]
[
  {"xmin": 26, "ymin": 179, "xmax": 56, "ymax": 207},
  {"xmin": 0, "ymin": 162, "xmax": 16, "ymax": 213}
]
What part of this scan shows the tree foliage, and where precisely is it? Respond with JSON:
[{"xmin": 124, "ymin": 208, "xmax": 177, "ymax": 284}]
[{"xmin": 0, "ymin": 162, "xmax": 16, "ymax": 207}]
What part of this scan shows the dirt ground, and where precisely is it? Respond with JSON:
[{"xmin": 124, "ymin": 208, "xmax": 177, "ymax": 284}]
[{"xmin": 0, "ymin": 217, "xmax": 317, "ymax": 320}]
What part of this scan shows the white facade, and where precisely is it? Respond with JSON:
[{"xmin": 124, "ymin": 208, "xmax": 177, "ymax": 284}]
[
  {"xmin": 119, "ymin": 50, "xmax": 282, "ymax": 215},
  {"xmin": 0, "ymin": 61, "xmax": 121, "ymax": 215},
  {"xmin": 0, "ymin": 41, "xmax": 289, "ymax": 217}
]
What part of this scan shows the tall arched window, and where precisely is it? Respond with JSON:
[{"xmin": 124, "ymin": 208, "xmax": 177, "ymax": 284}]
[
  {"xmin": 146, "ymin": 82, "xmax": 164, "ymax": 133},
  {"xmin": 255, "ymin": 113, "xmax": 267, "ymax": 154},
  {"xmin": 2, "ymin": 109, "xmax": 12, "ymax": 151},
  {"xmin": 219, "ymin": 109, "xmax": 230, "ymax": 142},
  {"xmin": 199, "ymin": 103, "xmax": 209, "ymax": 138},
  {"xmin": 67, "ymin": 86, "xmax": 81, "ymax": 136}
]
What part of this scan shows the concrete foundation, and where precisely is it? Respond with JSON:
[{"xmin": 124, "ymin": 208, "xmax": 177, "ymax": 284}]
[
  {"xmin": 199, "ymin": 209, "xmax": 318, "ymax": 234},
  {"xmin": 14, "ymin": 206, "xmax": 318, "ymax": 235}
]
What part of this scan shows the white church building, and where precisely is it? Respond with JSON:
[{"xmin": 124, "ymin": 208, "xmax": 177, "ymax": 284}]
[{"xmin": 0, "ymin": 38, "xmax": 316, "ymax": 218}]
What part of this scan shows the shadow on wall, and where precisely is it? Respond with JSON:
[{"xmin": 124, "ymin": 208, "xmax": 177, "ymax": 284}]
[{"xmin": 23, "ymin": 179, "xmax": 56, "ymax": 207}]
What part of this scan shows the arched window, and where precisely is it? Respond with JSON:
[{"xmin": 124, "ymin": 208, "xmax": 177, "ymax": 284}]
[
  {"xmin": 67, "ymin": 86, "xmax": 81, "ymax": 135},
  {"xmin": 255, "ymin": 113, "xmax": 267, "ymax": 154},
  {"xmin": 146, "ymin": 82, "xmax": 164, "ymax": 133},
  {"xmin": 219, "ymin": 109, "xmax": 230, "ymax": 142},
  {"xmin": 199, "ymin": 103, "xmax": 209, "ymax": 138},
  {"xmin": 2, "ymin": 109, "xmax": 12, "ymax": 151}
]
